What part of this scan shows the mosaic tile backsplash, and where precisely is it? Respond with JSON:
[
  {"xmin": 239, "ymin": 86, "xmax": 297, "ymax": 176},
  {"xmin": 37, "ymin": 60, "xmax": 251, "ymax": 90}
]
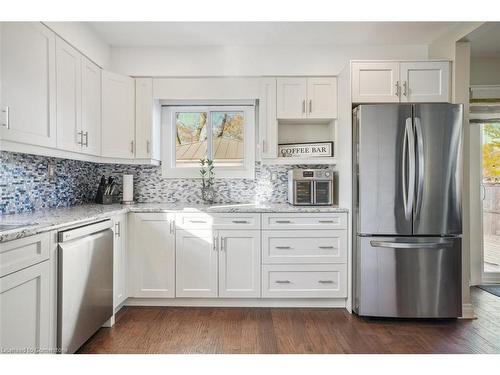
[{"xmin": 1, "ymin": 151, "xmax": 335, "ymax": 215}]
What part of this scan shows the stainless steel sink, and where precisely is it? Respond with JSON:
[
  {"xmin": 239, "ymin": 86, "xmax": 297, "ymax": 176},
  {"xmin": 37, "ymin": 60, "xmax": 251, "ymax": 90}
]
[{"xmin": 0, "ymin": 223, "xmax": 37, "ymax": 231}]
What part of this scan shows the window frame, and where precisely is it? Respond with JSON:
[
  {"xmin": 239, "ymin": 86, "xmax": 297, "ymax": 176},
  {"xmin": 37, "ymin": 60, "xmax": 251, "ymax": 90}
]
[{"xmin": 161, "ymin": 104, "xmax": 255, "ymax": 179}]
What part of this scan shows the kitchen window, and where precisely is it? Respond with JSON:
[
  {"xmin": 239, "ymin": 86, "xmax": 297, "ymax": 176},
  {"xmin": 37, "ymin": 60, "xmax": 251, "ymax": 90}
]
[{"xmin": 162, "ymin": 105, "xmax": 255, "ymax": 178}]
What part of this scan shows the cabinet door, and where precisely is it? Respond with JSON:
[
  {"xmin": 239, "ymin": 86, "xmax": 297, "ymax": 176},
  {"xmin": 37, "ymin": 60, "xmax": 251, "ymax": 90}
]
[
  {"xmin": 276, "ymin": 77, "xmax": 307, "ymax": 119},
  {"xmin": 0, "ymin": 261, "xmax": 50, "ymax": 352},
  {"xmin": 176, "ymin": 229, "xmax": 217, "ymax": 298},
  {"xmin": 0, "ymin": 22, "xmax": 56, "ymax": 147},
  {"xmin": 129, "ymin": 213, "xmax": 175, "ymax": 298},
  {"xmin": 55, "ymin": 37, "xmax": 82, "ymax": 152},
  {"xmin": 400, "ymin": 61, "xmax": 450, "ymax": 103},
  {"xmin": 113, "ymin": 213, "xmax": 128, "ymax": 308},
  {"xmin": 259, "ymin": 78, "xmax": 278, "ymax": 158},
  {"xmin": 218, "ymin": 230, "xmax": 261, "ymax": 298},
  {"xmin": 135, "ymin": 78, "xmax": 154, "ymax": 159},
  {"xmin": 307, "ymin": 77, "xmax": 337, "ymax": 119},
  {"xmin": 81, "ymin": 57, "xmax": 102, "ymax": 156},
  {"xmin": 352, "ymin": 62, "xmax": 400, "ymax": 103},
  {"xmin": 101, "ymin": 70, "xmax": 135, "ymax": 158}
]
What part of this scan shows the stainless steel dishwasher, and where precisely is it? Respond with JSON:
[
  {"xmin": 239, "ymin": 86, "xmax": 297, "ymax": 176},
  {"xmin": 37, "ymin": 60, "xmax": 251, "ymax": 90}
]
[{"xmin": 57, "ymin": 219, "xmax": 113, "ymax": 353}]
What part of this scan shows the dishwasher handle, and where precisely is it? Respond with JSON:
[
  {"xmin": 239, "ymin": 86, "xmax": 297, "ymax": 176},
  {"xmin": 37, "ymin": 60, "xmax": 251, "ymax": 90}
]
[{"xmin": 58, "ymin": 220, "xmax": 113, "ymax": 242}]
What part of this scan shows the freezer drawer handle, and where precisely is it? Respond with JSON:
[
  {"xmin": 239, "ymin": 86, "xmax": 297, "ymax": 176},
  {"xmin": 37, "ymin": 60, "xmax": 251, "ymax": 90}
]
[{"xmin": 370, "ymin": 240, "xmax": 453, "ymax": 249}]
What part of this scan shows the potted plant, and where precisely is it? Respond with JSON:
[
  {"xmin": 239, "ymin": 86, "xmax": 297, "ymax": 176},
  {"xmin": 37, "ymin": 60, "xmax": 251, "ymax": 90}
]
[{"xmin": 200, "ymin": 158, "xmax": 215, "ymax": 204}]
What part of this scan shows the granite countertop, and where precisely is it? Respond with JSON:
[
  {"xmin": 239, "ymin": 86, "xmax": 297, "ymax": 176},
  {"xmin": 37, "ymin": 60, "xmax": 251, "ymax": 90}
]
[{"xmin": 0, "ymin": 202, "xmax": 348, "ymax": 243}]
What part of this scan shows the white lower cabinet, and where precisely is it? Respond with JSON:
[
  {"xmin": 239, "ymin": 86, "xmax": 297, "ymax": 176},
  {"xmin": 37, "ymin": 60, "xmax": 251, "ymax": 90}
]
[
  {"xmin": 262, "ymin": 264, "xmax": 347, "ymax": 298},
  {"xmin": 0, "ymin": 260, "xmax": 51, "ymax": 352},
  {"xmin": 113, "ymin": 213, "xmax": 128, "ymax": 309},
  {"xmin": 129, "ymin": 213, "xmax": 175, "ymax": 298},
  {"xmin": 218, "ymin": 230, "xmax": 261, "ymax": 298},
  {"xmin": 175, "ymin": 229, "xmax": 218, "ymax": 298}
]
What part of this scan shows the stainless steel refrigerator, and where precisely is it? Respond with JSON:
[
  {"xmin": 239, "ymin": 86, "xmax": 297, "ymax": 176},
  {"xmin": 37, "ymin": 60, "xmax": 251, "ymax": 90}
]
[{"xmin": 353, "ymin": 103, "xmax": 463, "ymax": 318}]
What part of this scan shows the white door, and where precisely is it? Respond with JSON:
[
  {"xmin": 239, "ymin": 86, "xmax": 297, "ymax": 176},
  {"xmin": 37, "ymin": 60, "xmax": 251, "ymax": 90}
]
[
  {"xmin": 0, "ymin": 22, "xmax": 56, "ymax": 147},
  {"xmin": 0, "ymin": 261, "xmax": 50, "ymax": 352},
  {"xmin": 307, "ymin": 77, "xmax": 337, "ymax": 119},
  {"xmin": 259, "ymin": 78, "xmax": 278, "ymax": 158},
  {"xmin": 129, "ymin": 213, "xmax": 175, "ymax": 298},
  {"xmin": 276, "ymin": 77, "xmax": 307, "ymax": 119},
  {"xmin": 400, "ymin": 61, "xmax": 450, "ymax": 103},
  {"xmin": 55, "ymin": 37, "xmax": 82, "ymax": 152},
  {"xmin": 176, "ymin": 229, "xmax": 217, "ymax": 298},
  {"xmin": 135, "ymin": 78, "xmax": 153, "ymax": 159},
  {"xmin": 351, "ymin": 62, "xmax": 400, "ymax": 103},
  {"xmin": 81, "ymin": 57, "xmax": 102, "ymax": 156},
  {"xmin": 113, "ymin": 213, "xmax": 128, "ymax": 308},
  {"xmin": 101, "ymin": 70, "xmax": 135, "ymax": 158},
  {"xmin": 218, "ymin": 230, "xmax": 261, "ymax": 298}
]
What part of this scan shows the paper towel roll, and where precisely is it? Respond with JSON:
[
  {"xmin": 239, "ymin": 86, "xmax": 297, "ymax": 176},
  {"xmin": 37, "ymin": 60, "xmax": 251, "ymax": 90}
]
[{"xmin": 123, "ymin": 174, "xmax": 134, "ymax": 203}]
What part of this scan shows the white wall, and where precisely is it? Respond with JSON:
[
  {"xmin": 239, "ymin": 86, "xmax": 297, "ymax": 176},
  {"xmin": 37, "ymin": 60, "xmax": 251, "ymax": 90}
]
[
  {"xmin": 43, "ymin": 22, "xmax": 111, "ymax": 69},
  {"xmin": 471, "ymin": 57, "xmax": 500, "ymax": 85},
  {"xmin": 110, "ymin": 44, "xmax": 428, "ymax": 77}
]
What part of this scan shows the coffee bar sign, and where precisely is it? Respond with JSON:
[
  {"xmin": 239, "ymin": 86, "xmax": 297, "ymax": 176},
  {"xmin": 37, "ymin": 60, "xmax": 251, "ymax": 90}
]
[{"xmin": 278, "ymin": 142, "xmax": 333, "ymax": 158}]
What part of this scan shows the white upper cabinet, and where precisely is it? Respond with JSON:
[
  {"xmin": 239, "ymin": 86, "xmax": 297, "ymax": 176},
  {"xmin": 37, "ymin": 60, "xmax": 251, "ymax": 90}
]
[
  {"xmin": 399, "ymin": 61, "xmax": 450, "ymax": 103},
  {"xmin": 259, "ymin": 78, "xmax": 278, "ymax": 158},
  {"xmin": 352, "ymin": 61, "xmax": 450, "ymax": 103},
  {"xmin": 307, "ymin": 77, "xmax": 338, "ymax": 119},
  {"xmin": 101, "ymin": 70, "xmax": 135, "ymax": 159},
  {"xmin": 135, "ymin": 78, "xmax": 160, "ymax": 160},
  {"xmin": 129, "ymin": 213, "xmax": 175, "ymax": 298},
  {"xmin": 81, "ymin": 57, "xmax": 101, "ymax": 155},
  {"xmin": 0, "ymin": 22, "xmax": 56, "ymax": 147},
  {"xmin": 56, "ymin": 37, "xmax": 82, "ymax": 152},
  {"xmin": 56, "ymin": 36, "xmax": 101, "ymax": 155},
  {"xmin": 277, "ymin": 78, "xmax": 307, "ymax": 119},
  {"xmin": 351, "ymin": 62, "xmax": 400, "ymax": 103},
  {"xmin": 277, "ymin": 77, "xmax": 337, "ymax": 120},
  {"xmin": 218, "ymin": 230, "xmax": 261, "ymax": 298}
]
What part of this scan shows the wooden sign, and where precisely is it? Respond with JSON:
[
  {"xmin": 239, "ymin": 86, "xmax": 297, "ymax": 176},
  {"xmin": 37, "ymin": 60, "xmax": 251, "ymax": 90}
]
[{"xmin": 278, "ymin": 142, "xmax": 333, "ymax": 158}]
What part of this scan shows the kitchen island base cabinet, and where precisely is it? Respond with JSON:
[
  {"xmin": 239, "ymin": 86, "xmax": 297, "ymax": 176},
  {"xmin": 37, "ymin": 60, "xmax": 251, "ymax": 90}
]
[
  {"xmin": 129, "ymin": 213, "xmax": 175, "ymax": 298},
  {"xmin": 0, "ymin": 261, "xmax": 50, "ymax": 352},
  {"xmin": 175, "ymin": 229, "xmax": 218, "ymax": 298}
]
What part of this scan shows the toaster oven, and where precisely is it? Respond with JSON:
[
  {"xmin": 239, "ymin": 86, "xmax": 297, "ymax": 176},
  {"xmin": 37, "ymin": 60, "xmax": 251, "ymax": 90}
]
[{"xmin": 288, "ymin": 169, "xmax": 335, "ymax": 206}]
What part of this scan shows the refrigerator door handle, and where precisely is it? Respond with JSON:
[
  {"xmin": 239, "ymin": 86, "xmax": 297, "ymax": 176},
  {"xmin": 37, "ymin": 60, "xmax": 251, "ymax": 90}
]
[
  {"xmin": 414, "ymin": 117, "xmax": 424, "ymax": 218},
  {"xmin": 403, "ymin": 118, "xmax": 415, "ymax": 220},
  {"xmin": 370, "ymin": 240, "xmax": 454, "ymax": 249}
]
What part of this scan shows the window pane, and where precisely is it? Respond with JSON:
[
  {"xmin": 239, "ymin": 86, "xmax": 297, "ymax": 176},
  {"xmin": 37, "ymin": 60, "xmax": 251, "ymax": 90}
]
[
  {"xmin": 211, "ymin": 111, "xmax": 244, "ymax": 166},
  {"xmin": 175, "ymin": 112, "xmax": 208, "ymax": 165}
]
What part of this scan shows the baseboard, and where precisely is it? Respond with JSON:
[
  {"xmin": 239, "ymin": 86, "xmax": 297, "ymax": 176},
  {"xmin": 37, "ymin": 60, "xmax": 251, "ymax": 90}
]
[
  {"xmin": 125, "ymin": 297, "xmax": 347, "ymax": 308},
  {"xmin": 460, "ymin": 303, "xmax": 476, "ymax": 319}
]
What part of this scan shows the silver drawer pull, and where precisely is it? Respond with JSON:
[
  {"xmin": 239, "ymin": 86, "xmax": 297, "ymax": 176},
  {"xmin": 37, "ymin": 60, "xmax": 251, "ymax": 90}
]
[
  {"xmin": 232, "ymin": 220, "xmax": 249, "ymax": 224},
  {"xmin": 276, "ymin": 220, "xmax": 291, "ymax": 224},
  {"xmin": 318, "ymin": 220, "xmax": 335, "ymax": 224},
  {"xmin": 276, "ymin": 246, "xmax": 291, "ymax": 249},
  {"xmin": 318, "ymin": 246, "xmax": 334, "ymax": 249},
  {"xmin": 190, "ymin": 220, "xmax": 207, "ymax": 223},
  {"xmin": 318, "ymin": 280, "xmax": 334, "ymax": 284},
  {"xmin": 275, "ymin": 280, "xmax": 291, "ymax": 284}
]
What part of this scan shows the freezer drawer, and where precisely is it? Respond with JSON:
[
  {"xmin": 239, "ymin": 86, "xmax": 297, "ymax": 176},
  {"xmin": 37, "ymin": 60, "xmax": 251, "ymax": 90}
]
[{"xmin": 354, "ymin": 236, "xmax": 461, "ymax": 318}]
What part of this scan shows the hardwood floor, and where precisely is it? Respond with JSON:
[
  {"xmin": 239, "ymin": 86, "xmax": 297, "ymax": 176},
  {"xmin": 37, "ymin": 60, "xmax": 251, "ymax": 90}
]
[{"xmin": 78, "ymin": 288, "xmax": 500, "ymax": 354}]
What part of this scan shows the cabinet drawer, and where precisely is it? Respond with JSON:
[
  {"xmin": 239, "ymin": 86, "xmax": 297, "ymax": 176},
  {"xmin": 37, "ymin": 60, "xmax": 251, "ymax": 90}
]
[
  {"xmin": 262, "ymin": 264, "xmax": 347, "ymax": 298},
  {"xmin": 262, "ymin": 230, "xmax": 347, "ymax": 264},
  {"xmin": 176, "ymin": 213, "xmax": 260, "ymax": 230},
  {"xmin": 0, "ymin": 233, "xmax": 50, "ymax": 277},
  {"xmin": 262, "ymin": 213, "xmax": 347, "ymax": 230}
]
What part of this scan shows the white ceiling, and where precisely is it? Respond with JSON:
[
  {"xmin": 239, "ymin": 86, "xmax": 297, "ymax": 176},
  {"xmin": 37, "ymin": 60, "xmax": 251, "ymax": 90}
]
[
  {"xmin": 88, "ymin": 22, "xmax": 460, "ymax": 47},
  {"xmin": 465, "ymin": 22, "xmax": 500, "ymax": 58}
]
